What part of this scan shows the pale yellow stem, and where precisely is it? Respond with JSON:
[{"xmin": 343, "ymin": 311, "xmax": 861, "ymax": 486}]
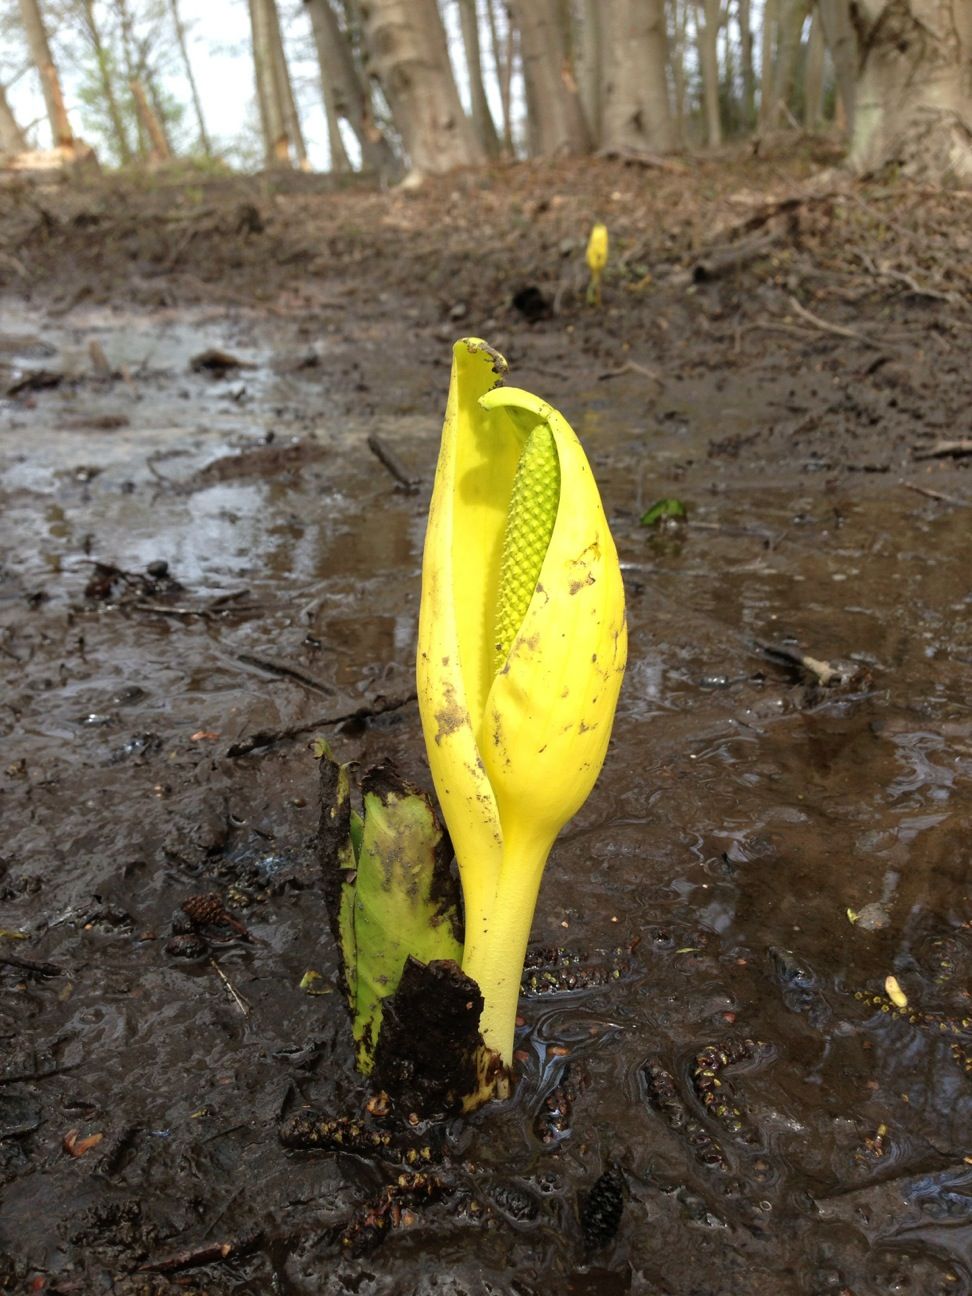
[{"xmin": 460, "ymin": 829, "xmax": 551, "ymax": 1065}]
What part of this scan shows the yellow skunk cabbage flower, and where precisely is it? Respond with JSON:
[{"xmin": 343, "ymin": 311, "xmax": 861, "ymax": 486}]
[
  {"xmin": 417, "ymin": 339, "xmax": 627, "ymax": 1067},
  {"xmin": 586, "ymin": 222, "xmax": 609, "ymax": 306}
]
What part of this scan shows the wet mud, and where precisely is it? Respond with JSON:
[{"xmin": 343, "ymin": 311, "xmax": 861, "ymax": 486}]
[{"xmin": 1, "ymin": 157, "xmax": 971, "ymax": 1294}]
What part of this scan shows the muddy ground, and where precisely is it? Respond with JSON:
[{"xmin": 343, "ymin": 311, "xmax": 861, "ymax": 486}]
[{"xmin": 0, "ymin": 149, "xmax": 970, "ymax": 1295}]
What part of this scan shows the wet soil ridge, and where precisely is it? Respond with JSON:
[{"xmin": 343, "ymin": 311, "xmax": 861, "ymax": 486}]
[{"xmin": 1, "ymin": 154, "xmax": 970, "ymax": 1292}]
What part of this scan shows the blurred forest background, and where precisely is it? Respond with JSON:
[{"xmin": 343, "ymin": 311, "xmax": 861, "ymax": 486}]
[{"xmin": 2, "ymin": 0, "xmax": 970, "ymax": 185}]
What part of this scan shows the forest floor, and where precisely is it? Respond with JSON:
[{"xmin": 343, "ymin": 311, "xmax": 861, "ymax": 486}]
[{"xmin": 1, "ymin": 146, "xmax": 971, "ymax": 1296}]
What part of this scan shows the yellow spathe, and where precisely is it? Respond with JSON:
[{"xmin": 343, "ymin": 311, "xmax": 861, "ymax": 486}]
[{"xmin": 416, "ymin": 339, "xmax": 627, "ymax": 1066}]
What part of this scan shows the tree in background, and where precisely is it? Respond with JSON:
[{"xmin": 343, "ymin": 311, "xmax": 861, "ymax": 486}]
[
  {"xmin": 17, "ymin": 0, "xmax": 74, "ymax": 146},
  {"xmin": 358, "ymin": 0, "xmax": 484, "ymax": 175}
]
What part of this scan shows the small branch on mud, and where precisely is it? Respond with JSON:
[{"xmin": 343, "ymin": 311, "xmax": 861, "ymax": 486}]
[
  {"xmin": 131, "ymin": 600, "xmax": 215, "ymax": 620},
  {"xmin": 901, "ymin": 481, "xmax": 971, "ymax": 508},
  {"xmin": 236, "ymin": 651, "xmax": 336, "ymax": 696},
  {"xmin": 0, "ymin": 953, "xmax": 63, "ymax": 977},
  {"xmin": 225, "ymin": 692, "xmax": 417, "ymax": 758},
  {"xmin": 757, "ymin": 641, "xmax": 862, "ymax": 688},
  {"xmin": 367, "ymin": 433, "xmax": 420, "ymax": 493},
  {"xmin": 596, "ymin": 360, "xmax": 661, "ymax": 386},
  {"xmin": 596, "ymin": 146, "xmax": 689, "ymax": 175},
  {"xmin": 786, "ymin": 295, "xmax": 882, "ymax": 349},
  {"xmin": 912, "ymin": 440, "xmax": 972, "ymax": 462},
  {"xmin": 210, "ymin": 959, "xmax": 252, "ymax": 1018},
  {"xmin": 137, "ymin": 1232, "xmax": 261, "ymax": 1274}
]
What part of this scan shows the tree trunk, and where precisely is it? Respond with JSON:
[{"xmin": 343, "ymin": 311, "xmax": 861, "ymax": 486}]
[
  {"xmin": 668, "ymin": 0, "xmax": 690, "ymax": 144},
  {"xmin": 484, "ymin": 0, "xmax": 514, "ymax": 153},
  {"xmin": 266, "ymin": 0, "xmax": 309, "ymax": 167},
  {"xmin": 507, "ymin": 0, "xmax": 590, "ymax": 155},
  {"xmin": 359, "ymin": 0, "xmax": 485, "ymax": 175},
  {"xmin": 804, "ymin": 9, "xmax": 825, "ymax": 127},
  {"xmin": 600, "ymin": 0, "xmax": 675, "ymax": 153},
  {"xmin": 758, "ymin": 0, "xmax": 779, "ymax": 128},
  {"xmin": 130, "ymin": 78, "xmax": 172, "ymax": 161},
  {"xmin": 80, "ymin": 0, "xmax": 132, "ymax": 164},
  {"xmin": 815, "ymin": 0, "xmax": 857, "ymax": 132},
  {"xmin": 700, "ymin": 0, "xmax": 723, "ymax": 146},
  {"xmin": 304, "ymin": 0, "xmax": 397, "ymax": 173},
  {"xmin": 848, "ymin": 0, "xmax": 972, "ymax": 183},
  {"xmin": 771, "ymin": 0, "xmax": 809, "ymax": 128},
  {"xmin": 0, "ymin": 82, "xmax": 28, "ymax": 153},
  {"xmin": 457, "ymin": 0, "xmax": 500, "ymax": 157},
  {"xmin": 576, "ymin": 0, "xmax": 603, "ymax": 143},
  {"xmin": 17, "ymin": 0, "xmax": 74, "ymax": 147},
  {"xmin": 249, "ymin": 0, "xmax": 290, "ymax": 164},
  {"xmin": 738, "ymin": 0, "xmax": 757, "ymax": 127},
  {"xmin": 168, "ymin": 0, "xmax": 212, "ymax": 156}
]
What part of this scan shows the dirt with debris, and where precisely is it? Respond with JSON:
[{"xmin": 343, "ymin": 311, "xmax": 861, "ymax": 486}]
[{"xmin": 1, "ymin": 148, "xmax": 971, "ymax": 1295}]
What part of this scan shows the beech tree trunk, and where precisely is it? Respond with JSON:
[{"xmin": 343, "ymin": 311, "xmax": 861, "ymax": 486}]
[
  {"xmin": 359, "ymin": 0, "xmax": 484, "ymax": 175},
  {"xmin": 700, "ymin": 0, "xmax": 723, "ymax": 146},
  {"xmin": 771, "ymin": 0, "xmax": 809, "ymax": 128},
  {"xmin": 600, "ymin": 0, "xmax": 675, "ymax": 153},
  {"xmin": 249, "ymin": 0, "xmax": 290, "ymax": 164},
  {"xmin": 266, "ymin": 0, "xmax": 309, "ymax": 167},
  {"xmin": 18, "ymin": 0, "xmax": 74, "ymax": 147},
  {"xmin": 457, "ymin": 0, "xmax": 499, "ymax": 157},
  {"xmin": 804, "ymin": 9, "xmax": 825, "ymax": 128},
  {"xmin": 849, "ymin": 0, "xmax": 972, "ymax": 183},
  {"xmin": 169, "ymin": 0, "xmax": 212, "ymax": 156},
  {"xmin": 507, "ymin": 0, "xmax": 590, "ymax": 155},
  {"xmin": 0, "ymin": 83, "xmax": 28, "ymax": 153},
  {"xmin": 576, "ymin": 0, "xmax": 603, "ymax": 141},
  {"xmin": 305, "ymin": 0, "xmax": 396, "ymax": 173},
  {"xmin": 484, "ymin": 0, "xmax": 514, "ymax": 153},
  {"xmin": 759, "ymin": 0, "xmax": 779, "ymax": 128},
  {"xmin": 815, "ymin": 0, "xmax": 857, "ymax": 132},
  {"xmin": 738, "ymin": 0, "xmax": 757, "ymax": 128}
]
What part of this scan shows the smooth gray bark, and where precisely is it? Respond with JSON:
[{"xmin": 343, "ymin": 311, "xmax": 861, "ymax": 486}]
[
  {"xmin": 266, "ymin": 0, "xmax": 309, "ymax": 166},
  {"xmin": 600, "ymin": 0, "xmax": 675, "ymax": 152},
  {"xmin": 305, "ymin": 0, "xmax": 397, "ymax": 173},
  {"xmin": 457, "ymin": 0, "xmax": 499, "ymax": 157},
  {"xmin": 359, "ymin": 0, "xmax": 484, "ymax": 175},
  {"xmin": 700, "ymin": 0, "xmax": 723, "ymax": 145},
  {"xmin": 507, "ymin": 0, "xmax": 590, "ymax": 155},
  {"xmin": 815, "ymin": 0, "xmax": 857, "ymax": 132},
  {"xmin": 848, "ymin": 0, "xmax": 972, "ymax": 183}
]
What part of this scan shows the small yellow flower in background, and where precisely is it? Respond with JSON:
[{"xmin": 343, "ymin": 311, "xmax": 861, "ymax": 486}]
[
  {"xmin": 417, "ymin": 339, "xmax": 627, "ymax": 1068},
  {"xmin": 586, "ymin": 221, "xmax": 609, "ymax": 306}
]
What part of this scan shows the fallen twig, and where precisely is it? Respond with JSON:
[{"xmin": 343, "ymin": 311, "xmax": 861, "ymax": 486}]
[
  {"xmin": 901, "ymin": 481, "xmax": 971, "ymax": 507},
  {"xmin": 787, "ymin": 295, "xmax": 883, "ymax": 349},
  {"xmin": 236, "ymin": 652, "xmax": 335, "ymax": 695},
  {"xmin": 912, "ymin": 440, "xmax": 972, "ymax": 461},
  {"xmin": 367, "ymin": 433, "xmax": 419, "ymax": 492},
  {"xmin": 210, "ymin": 959, "xmax": 252, "ymax": 1018},
  {"xmin": 596, "ymin": 360, "xmax": 661, "ymax": 385},
  {"xmin": 137, "ymin": 1232, "xmax": 260, "ymax": 1274},
  {"xmin": 0, "ymin": 953, "xmax": 62, "ymax": 977},
  {"xmin": 226, "ymin": 692, "xmax": 417, "ymax": 758}
]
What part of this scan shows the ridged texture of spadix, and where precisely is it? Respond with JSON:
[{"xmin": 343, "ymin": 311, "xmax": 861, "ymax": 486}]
[
  {"xmin": 416, "ymin": 339, "xmax": 627, "ymax": 1067},
  {"xmin": 493, "ymin": 423, "xmax": 560, "ymax": 672}
]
